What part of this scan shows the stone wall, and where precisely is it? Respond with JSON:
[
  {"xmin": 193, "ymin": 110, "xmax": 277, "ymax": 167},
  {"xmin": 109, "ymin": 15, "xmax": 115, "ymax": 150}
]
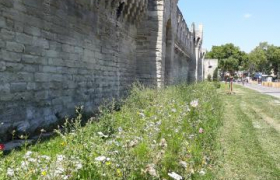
[{"xmin": 0, "ymin": 0, "xmax": 204, "ymax": 141}]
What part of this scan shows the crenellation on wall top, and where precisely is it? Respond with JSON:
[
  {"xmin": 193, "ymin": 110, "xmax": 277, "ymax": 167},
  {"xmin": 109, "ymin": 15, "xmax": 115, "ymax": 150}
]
[{"xmin": 72, "ymin": 0, "xmax": 148, "ymax": 24}]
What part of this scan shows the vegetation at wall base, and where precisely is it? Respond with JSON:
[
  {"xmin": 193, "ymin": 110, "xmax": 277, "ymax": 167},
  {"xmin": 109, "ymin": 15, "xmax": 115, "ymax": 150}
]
[{"xmin": 0, "ymin": 83, "xmax": 222, "ymax": 180}]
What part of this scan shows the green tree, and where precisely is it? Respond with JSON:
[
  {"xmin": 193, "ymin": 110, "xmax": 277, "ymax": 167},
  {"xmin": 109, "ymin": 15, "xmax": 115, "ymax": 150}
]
[
  {"xmin": 206, "ymin": 43, "xmax": 247, "ymax": 76},
  {"xmin": 248, "ymin": 43, "xmax": 268, "ymax": 73},
  {"xmin": 248, "ymin": 42, "xmax": 280, "ymax": 75},
  {"xmin": 267, "ymin": 45, "xmax": 280, "ymax": 75}
]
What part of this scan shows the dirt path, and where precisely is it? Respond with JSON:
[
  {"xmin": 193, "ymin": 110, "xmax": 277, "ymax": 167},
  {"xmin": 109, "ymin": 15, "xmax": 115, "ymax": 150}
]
[{"xmin": 216, "ymin": 84, "xmax": 280, "ymax": 180}]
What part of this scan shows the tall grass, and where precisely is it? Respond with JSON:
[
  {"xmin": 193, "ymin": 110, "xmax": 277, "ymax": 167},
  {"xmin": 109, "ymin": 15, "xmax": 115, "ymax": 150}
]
[{"xmin": 0, "ymin": 82, "xmax": 222, "ymax": 180}]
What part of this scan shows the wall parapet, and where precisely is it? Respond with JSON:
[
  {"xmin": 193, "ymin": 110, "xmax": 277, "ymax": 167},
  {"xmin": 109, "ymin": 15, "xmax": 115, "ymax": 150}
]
[{"xmin": 175, "ymin": 7, "xmax": 194, "ymax": 58}]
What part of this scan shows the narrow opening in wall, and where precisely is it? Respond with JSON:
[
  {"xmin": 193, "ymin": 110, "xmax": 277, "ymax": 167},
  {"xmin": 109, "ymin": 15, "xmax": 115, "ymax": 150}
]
[{"xmin": 116, "ymin": 2, "xmax": 125, "ymax": 18}]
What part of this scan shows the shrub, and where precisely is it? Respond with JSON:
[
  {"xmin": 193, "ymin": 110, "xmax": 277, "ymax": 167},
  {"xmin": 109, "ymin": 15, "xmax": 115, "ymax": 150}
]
[
  {"xmin": 207, "ymin": 74, "xmax": 212, "ymax": 82},
  {"xmin": 213, "ymin": 68, "xmax": 219, "ymax": 82}
]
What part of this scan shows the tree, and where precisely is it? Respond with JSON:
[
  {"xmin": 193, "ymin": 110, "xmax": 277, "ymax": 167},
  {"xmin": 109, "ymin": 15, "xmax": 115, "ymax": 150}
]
[
  {"xmin": 267, "ymin": 45, "xmax": 280, "ymax": 75},
  {"xmin": 219, "ymin": 57, "xmax": 239, "ymax": 73},
  {"xmin": 248, "ymin": 43, "xmax": 268, "ymax": 73},
  {"xmin": 248, "ymin": 42, "xmax": 280, "ymax": 75},
  {"xmin": 206, "ymin": 43, "xmax": 247, "ymax": 76}
]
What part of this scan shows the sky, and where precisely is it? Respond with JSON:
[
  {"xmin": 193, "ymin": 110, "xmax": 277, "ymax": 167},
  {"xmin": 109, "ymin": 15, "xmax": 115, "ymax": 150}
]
[{"xmin": 178, "ymin": 0, "xmax": 280, "ymax": 53}]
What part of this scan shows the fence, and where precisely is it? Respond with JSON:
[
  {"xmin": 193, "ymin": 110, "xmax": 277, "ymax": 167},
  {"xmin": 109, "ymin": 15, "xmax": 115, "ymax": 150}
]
[{"xmin": 262, "ymin": 82, "xmax": 280, "ymax": 88}]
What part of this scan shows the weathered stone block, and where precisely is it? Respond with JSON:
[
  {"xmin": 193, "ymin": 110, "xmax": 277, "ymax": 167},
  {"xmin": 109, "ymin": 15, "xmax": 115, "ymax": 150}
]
[
  {"xmin": 44, "ymin": 49, "xmax": 59, "ymax": 58},
  {"xmin": 25, "ymin": 45, "xmax": 43, "ymax": 56},
  {"xmin": 10, "ymin": 82, "xmax": 27, "ymax": 92},
  {"xmin": 1, "ymin": 29, "xmax": 15, "ymax": 40},
  {"xmin": 6, "ymin": 41, "xmax": 25, "ymax": 53},
  {"xmin": 0, "ymin": 83, "xmax": 10, "ymax": 93},
  {"xmin": 0, "ymin": 61, "xmax": 6, "ymax": 71},
  {"xmin": 34, "ymin": 73, "xmax": 52, "ymax": 82},
  {"xmin": 16, "ymin": 33, "xmax": 33, "ymax": 45},
  {"xmin": 0, "ymin": 41, "xmax": 5, "ymax": 48},
  {"xmin": 22, "ymin": 54, "xmax": 48, "ymax": 65},
  {"xmin": 33, "ymin": 38, "xmax": 50, "ymax": 49},
  {"xmin": 24, "ymin": 25, "xmax": 41, "ymax": 37},
  {"xmin": 0, "ymin": 17, "xmax": 6, "ymax": 28},
  {"xmin": 39, "ymin": 66, "xmax": 57, "ymax": 73},
  {"xmin": 34, "ymin": 90, "xmax": 49, "ymax": 100},
  {"xmin": 62, "ymin": 44, "xmax": 74, "ymax": 53},
  {"xmin": 1, "ymin": 50, "xmax": 21, "ymax": 62}
]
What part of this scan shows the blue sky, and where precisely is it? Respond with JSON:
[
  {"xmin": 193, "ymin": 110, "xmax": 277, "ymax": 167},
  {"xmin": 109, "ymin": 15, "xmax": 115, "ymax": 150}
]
[{"xmin": 178, "ymin": 0, "xmax": 280, "ymax": 53}]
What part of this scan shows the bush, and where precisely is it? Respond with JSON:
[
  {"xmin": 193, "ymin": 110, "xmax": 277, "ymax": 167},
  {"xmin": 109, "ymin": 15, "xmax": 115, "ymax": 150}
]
[
  {"xmin": 1, "ymin": 83, "xmax": 222, "ymax": 180},
  {"xmin": 213, "ymin": 82, "xmax": 221, "ymax": 89},
  {"xmin": 213, "ymin": 68, "xmax": 218, "ymax": 82},
  {"xmin": 207, "ymin": 74, "xmax": 212, "ymax": 82}
]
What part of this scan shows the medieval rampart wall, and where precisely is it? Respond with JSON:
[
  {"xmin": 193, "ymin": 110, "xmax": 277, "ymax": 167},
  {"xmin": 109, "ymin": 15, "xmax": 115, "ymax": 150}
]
[{"xmin": 0, "ymin": 0, "xmax": 203, "ymax": 141}]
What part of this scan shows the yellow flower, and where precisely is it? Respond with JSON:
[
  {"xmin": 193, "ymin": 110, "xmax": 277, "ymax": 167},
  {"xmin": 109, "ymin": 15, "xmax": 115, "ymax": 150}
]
[
  {"xmin": 105, "ymin": 161, "xmax": 111, "ymax": 166},
  {"xmin": 41, "ymin": 171, "xmax": 47, "ymax": 176},
  {"xmin": 116, "ymin": 169, "xmax": 122, "ymax": 177},
  {"xmin": 60, "ymin": 142, "xmax": 67, "ymax": 146}
]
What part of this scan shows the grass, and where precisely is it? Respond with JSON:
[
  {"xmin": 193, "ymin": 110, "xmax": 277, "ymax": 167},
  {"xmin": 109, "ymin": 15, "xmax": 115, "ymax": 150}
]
[
  {"xmin": 215, "ymin": 84, "xmax": 280, "ymax": 180},
  {"xmin": 0, "ymin": 83, "xmax": 223, "ymax": 180}
]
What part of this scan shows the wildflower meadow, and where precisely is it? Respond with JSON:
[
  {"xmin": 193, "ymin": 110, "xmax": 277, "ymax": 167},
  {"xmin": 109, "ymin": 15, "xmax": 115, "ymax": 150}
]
[{"xmin": 0, "ymin": 83, "xmax": 222, "ymax": 180}]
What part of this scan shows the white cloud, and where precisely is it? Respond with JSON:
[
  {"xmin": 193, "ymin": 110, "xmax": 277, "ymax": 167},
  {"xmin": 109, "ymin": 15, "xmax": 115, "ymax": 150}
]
[{"xmin": 244, "ymin": 13, "xmax": 252, "ymax": 19}]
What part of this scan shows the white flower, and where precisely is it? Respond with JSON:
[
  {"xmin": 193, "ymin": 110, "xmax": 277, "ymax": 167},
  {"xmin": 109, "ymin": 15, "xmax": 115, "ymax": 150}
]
[
  {"xmin": 190, "ymin": 99, "xmax": 199, "ymax": 108},
  {"xmin": 41, "ymin": 155, "xmax": 51, "ymax": 161},
  {"xmin": 54, "ymin": 167, "xmax": 65, "ymax": 174},
  {"xmin": 168, "ymin": 172, "xmax": 183, "ymax": 180},
  {"xmin": 189, "ymin": 134, "xmax": 195, "ymax": 139},
  {"xmin": 138, "ymin": 112, "xmax": 145, "ymax": 118},
  {"xmin": 171, "ymin": 108, "xmax": 177, "ymax": 113},
  {"xmin": 118, "ymin": 127, "xmax": 123, "ymax": 132},
  {"xmin": 56, "ymin": 155, "xmax": 65, "ymax": 162},
  {"xmin": 97, "ymin": 132, "xmax": 109, "ymax": 138},
  {"xmin": 179, "ymin": 161, "xmax": 188, "ymax": 168},
  {"xmin": 95, "ymin": 156, "xmax": 107, "ymax": 162},
  {"xmin": 186, "ymin": 105, "xmax": 191, "ymax": 112},
  {"xmin": 21, "ymin": 161, "xmax": 29, "ymax": 170},
  {"xmin": 159, "ymin": 138, "xmax": 167, "ymax": 149},
  {"xmin": 28, "ymin": 158, "xmax": 37, "ymax": 162},
  {"xmin": 7, "ymin": 168, "xmax": 14, "ymax": 177},
  {"xmin": 62, "ymin": 175, "xmax": 69, "ymax": 180},
  {"xmin": 75, "ymin": 162, "xmax": 83, "ymax": 170},
  {"xmin": 156, "ymin": 120, "xmax": 162, "ymax": 125},
  {"xmin": 145, "ymin": 164, "xmax": 158, "ymax": 177},
  {"xmin": 199, "ymin": 169, "xmax": 206, "ymax": 175},
  {"xmin": 24, "ymin": 151, "xmax": 33, "ymax": 158},
  {"xmin": 128, "ymin": 139, "xmax": 138, "ymax": 148}
]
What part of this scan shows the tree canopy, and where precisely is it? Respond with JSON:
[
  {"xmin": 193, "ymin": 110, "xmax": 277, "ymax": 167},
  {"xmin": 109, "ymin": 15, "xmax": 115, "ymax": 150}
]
[
  {"xmin": 205, "ymin": 43, "xmax": 248, "ymax": 74},
  {"xmin": 206, "ymin": 42, "xmax": 280, "ymax": 78},
  {"xmin": 247, "ymin": 42, "xmax": 280, "ymax": 75}
]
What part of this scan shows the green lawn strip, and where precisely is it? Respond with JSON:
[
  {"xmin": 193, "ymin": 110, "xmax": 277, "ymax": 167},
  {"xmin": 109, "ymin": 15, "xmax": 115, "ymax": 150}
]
[
  {"xmin": 239, "ymin": 94, "xmax": 280, "ymax": 170},
  {"xmin": 235, "ymin": 85, "xmax": 280, "ymax": 123},
  {"xmin": 216, "ymin": 85, "xmax": 280, "ymax": 180}
]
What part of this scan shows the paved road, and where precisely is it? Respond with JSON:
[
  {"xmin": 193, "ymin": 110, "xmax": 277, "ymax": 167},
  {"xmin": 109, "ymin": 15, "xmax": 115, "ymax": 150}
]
[{"xmin": 240, "ymin": 83, "xmax": 280, "ymax": 99}]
